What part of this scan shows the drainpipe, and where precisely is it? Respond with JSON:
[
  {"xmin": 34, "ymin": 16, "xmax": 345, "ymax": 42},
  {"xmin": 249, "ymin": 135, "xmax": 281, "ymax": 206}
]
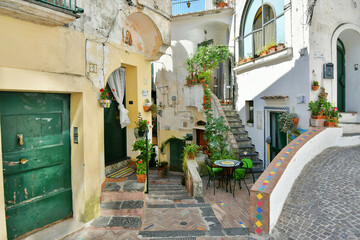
[{"xmin": 232, "ymin": 0, "xmax": 237, "ymax": 110}]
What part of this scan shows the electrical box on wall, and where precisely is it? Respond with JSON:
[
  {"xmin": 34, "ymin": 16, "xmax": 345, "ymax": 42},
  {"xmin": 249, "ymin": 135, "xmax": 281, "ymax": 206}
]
[{"xmin": 323, "ymin": 63, "xmax": 334, "ymax": 79}]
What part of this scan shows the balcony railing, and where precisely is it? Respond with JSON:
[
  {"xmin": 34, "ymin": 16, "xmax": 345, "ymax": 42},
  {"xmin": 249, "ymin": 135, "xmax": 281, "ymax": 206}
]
[
  {"xmin": 31, "ymin": 0, "xmax": 84, "ymax": 14},
  {"xmin": 172, "ymin": 0, "xmax": 233, "ymax": 16}
]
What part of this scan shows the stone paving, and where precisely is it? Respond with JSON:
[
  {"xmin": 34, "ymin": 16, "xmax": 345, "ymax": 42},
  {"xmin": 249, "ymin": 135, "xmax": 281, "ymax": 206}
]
[{"xmin": 273, "ymin": 145, "xmax": 360, "ymax": 240}]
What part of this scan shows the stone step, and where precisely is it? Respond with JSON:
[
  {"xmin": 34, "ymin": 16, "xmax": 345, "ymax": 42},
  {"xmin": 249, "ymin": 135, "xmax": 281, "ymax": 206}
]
[
  {"xmin": 102, "ymin": 181, "xmax": 145, "ymax": 192},
  {"xmin": 146, "ymin": 203, "xmax": 211, "ymax": 209},
  {"xmin": 148, "ymin": 190, "xmax": 188, "ymax": 196},
  {"xmin": 146, "ymin": 195, "xmax": 194, "ymax": 200},
  {"xmin": 223, "ymin": 109, "xmax": 237, "ymax": 115},
  {"xmin": 91, "ymin": 216, "xmax": 142, "ymax": 230},
  {"xmin": 338, "ymin": 122, "xmax": 360, "ymax": 134},
  {"xmin": 100, "ymin": 200, "xmax": 144, "ymax": 216},
  {"xmin": 339, "ymin": 112, "xmax": 358, "ymax": 122},
  {"xmin": 237, "ymin": 145, "xmax": 255, "ymax": 152},
  {"xmin": 225, "ymin": 115, "xmax": 240, "ymax": 120},
  {"xmin": 232, "ymin": 131, "xmax": 249, "ymax": 137},
  {"xmin": 235, "ymin": 137, "xmax": 253, "ymax": 146}
]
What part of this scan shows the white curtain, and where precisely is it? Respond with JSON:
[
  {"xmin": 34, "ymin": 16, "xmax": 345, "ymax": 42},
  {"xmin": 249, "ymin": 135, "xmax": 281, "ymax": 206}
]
[{"xmin": 108, "ymin": 67, "xmax": 130, "ymax": 128}]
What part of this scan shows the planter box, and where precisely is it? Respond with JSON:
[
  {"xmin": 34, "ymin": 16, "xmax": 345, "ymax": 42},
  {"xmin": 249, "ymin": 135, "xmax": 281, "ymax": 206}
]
[
  {"xmin": 157, "ymin": 167, "xmax": 168, "ymax": 178},
  {"xmin": 310, "ymin": 118, "xmax": 325, "ymax": 127}
]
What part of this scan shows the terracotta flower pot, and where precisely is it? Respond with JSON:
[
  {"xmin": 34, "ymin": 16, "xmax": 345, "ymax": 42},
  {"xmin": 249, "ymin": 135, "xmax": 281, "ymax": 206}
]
[
  {"xmin": 292, "ymin": 117, "xmax": 299, "ymax": 125},
  {"xmin": 312, "ymin": 85, "xmax": 320, "ymax": 91},
  {"xmin": 137, "ymin": 174, "xmax": 146, "ymax": 183},
  {"xmin": 260, "ymin": 51, "xmax": 267, "ymax": 57},
  {"xmin": 268, "ymin": 46, "xmax": 277, "ymax": 53},
  {"xmin": 325, "ymin": 121, "xmax": 336, "ymax": 127},
  {"xmin": 143, "ymin": 105, "xmax": 151, "ymax": 112},
  {"xmin": 277, "ymin": 44, "xmax": 285, "ymax": 50},
  {"xmin": 216, "ymin": 2, "xmax": 227, "ymax": 8},
  {"xmin": 187, "ymin": 153, "xmax": 195, "ymax": 159}
]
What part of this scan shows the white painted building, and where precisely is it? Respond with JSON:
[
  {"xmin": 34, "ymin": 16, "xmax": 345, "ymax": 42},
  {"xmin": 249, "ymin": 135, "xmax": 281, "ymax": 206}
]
[{"xmin": 233, "ymin": 0, "xmax": 360, "ymax": 166}]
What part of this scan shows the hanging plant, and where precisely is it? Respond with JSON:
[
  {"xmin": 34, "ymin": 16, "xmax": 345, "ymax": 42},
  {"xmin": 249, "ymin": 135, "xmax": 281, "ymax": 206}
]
[{"xmin": 99, "ymin": 87, "xmax": 115, "ymax": 108}]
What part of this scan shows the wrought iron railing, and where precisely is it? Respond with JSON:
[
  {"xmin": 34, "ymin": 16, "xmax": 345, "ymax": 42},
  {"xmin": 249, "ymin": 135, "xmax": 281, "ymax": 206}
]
[
  {"xmin": 33, "ymin": 0, "xmax": 84, "ymax": 14},
  {"xmin": 172, "ymin": 0, "xmax": 233, "ymax": 16}
]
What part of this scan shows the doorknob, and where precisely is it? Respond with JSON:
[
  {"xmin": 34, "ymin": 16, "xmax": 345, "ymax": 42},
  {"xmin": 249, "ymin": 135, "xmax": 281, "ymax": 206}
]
[
  {"xmin": 17, "ymin": 134, "xmax": 24, "ymax": 146},
  {"xmin": 19, "ymin": 158, "xmax": 28, "ymax": 165}
]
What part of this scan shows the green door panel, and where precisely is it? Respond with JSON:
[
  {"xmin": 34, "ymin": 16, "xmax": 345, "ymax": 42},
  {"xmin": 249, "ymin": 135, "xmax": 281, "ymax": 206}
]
[
  {"xmin": 0, "ymin": 92, "xmax": 72, "ymax": 239},
  {"xmin": 169, "ymin": 139, "xmax": 185, "ymax": 171},
  {"xmin": 269, "ymin": 112, "xmax": 287, "ymax": 161},
  {"xmin": 104, "ymin": 85, "xmax": 127, "ymax": 166},
  {"xmin": 337, "ymin": 39, "xmax": 346, "ymax": 112}
]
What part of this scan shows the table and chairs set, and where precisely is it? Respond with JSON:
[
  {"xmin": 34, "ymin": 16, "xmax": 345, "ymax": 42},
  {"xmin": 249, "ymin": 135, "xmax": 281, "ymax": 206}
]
[{"xmin": 206, "ymin": 157, "xmax": 254, "ymax": 196}]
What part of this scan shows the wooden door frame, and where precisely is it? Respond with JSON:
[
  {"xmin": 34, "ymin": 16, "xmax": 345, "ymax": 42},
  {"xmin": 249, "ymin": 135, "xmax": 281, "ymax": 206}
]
[{"xmin": 337, "ymin": 38, "xmax": 346, "ymax": 112}]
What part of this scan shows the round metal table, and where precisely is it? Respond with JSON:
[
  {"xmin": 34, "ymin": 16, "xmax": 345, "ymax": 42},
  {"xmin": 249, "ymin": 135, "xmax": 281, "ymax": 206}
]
[{"xmin": 213, "ymin": 159, "xmax": 240, "ymax": 193}]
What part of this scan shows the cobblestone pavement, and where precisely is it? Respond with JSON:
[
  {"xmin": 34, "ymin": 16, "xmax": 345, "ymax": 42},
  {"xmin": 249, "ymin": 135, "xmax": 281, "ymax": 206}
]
[{"xmin": 273, "ymin": 145, "xmax": 360, "ymax": 240}]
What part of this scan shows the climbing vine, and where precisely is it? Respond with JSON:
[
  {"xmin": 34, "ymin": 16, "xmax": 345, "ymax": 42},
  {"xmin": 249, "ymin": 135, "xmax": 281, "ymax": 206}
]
[{"xmin": 185, "ymin": 45, "xmax": 232, "ymax": 160}]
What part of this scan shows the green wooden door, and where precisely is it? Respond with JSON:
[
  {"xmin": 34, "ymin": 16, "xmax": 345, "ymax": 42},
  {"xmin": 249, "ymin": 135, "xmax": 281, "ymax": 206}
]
[
  {"xmin": 337, "ymin": 39, "xmax": 346, "ymax": 112},
  {"xmin": 169, "ymin": 139, "xmax": 185, "ymax": 171},
  {"xmin": 104, "ymin": 84, "xmax": 127, "ymax": 166},
  {"xmin": 269, "ymin": 112, "xmax": 287, "ymax": 162},
  {"xmin": 0, "ymin": 92, "xmax": 72, "ymax": 239}
]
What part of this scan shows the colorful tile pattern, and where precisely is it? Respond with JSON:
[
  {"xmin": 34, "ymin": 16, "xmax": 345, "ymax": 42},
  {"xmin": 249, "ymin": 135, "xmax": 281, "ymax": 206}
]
[{"xmin": 254, "ymin": 128, "xmax": 322, "ymax": 235}]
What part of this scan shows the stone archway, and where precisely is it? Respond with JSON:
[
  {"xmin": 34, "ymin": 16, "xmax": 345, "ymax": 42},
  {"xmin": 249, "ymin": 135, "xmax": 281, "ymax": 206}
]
[
  {"xmin": 331, "ymin": 24, "xmax": 360, "ymax": 114},
  {"xmin": 128, "ymin": 13, "xmax": 165, "ymax": 60}
]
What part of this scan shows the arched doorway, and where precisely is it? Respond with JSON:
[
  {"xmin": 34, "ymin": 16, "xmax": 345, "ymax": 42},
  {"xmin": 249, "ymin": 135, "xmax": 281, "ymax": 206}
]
[
  {"xmin": 337, "ymin": 39, "xmax": 346, "ymax": 112},
  {"xmin": 104, "ymin": 68, "xmax": 128, "ymax": 166}
]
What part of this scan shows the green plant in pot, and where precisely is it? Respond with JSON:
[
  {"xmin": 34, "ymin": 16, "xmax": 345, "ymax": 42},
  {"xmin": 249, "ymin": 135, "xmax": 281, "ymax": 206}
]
[
  {"xmin": 132, "ymin": 138, "xmax": 153, "ymax": 182},
  {"xmin": 279, "ymin": 112, "xmax": 300, "ymax": 142},
  {"xmin": 134, "ymin": 112, "xmax": 149, "ymax": 138},
  {"xmin": 184, "ymin": 144, "xmax": 199, "ymax": 159}
]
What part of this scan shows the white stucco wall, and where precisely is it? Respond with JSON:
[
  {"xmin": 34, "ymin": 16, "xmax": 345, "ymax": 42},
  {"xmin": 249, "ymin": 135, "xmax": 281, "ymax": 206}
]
[
  {"xmin": 234, "ymin": 0, "xmax": 310, "ymax": 162},
  {"xmin": 234, "ymin": 0, "xmax": 360, "ymax": 162}
]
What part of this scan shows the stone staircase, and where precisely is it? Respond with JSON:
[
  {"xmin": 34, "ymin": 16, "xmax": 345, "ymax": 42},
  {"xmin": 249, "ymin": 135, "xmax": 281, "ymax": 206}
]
[
  {"xmin": 138, "ymin": 170, "xmax": 249, "ymax": 239},
  {"xmin": 90, "ymin": 174, "xmax": 145, "ymax": 230},
  {"xmin": 221, "ymin": 103, "xmax": 264, "ymax": 173},
  {"xmin": 338, "ymin": 112, "xmax": 360, "ymax": 136}
]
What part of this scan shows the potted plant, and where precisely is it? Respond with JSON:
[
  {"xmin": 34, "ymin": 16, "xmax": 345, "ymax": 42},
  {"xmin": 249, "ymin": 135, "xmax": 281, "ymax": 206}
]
[
  {"xmin": 267, "ymin": 42, "xmax": 277, "ymax": 53},
  {"xmin": 99, "ymin": 87, "xmax": 115, "ymax": 108},
  {"xmin": 277, "ymin": 43, "xmax": 285, "ymax": 51},
  {"xmin": 134, "ymin": 112, "xmax": 149, "ymax": 138},
  {"xmin": 324, "ymin": 104, "xmax": 342, "ymax": 127},
  {"xmin": 133, "ymin": 138, "xmax": 153, "ymax": 183},
  {"xmin": 143, "ymin": 99, "xmax": 152, "ymax": 112},
  {"xmin": 279, "ymin": 112, "xmax": 300, "ymax": 142},
  {"xmin": 291, "ymin": 113, "xmax": 299, "ymax": 125},
  {"xmin": 184, "ymin": 144, "xmax": 199, "ymax": 159},
  {"xmin": 150, "ymin": 103, "xmax": 157, "ymax": 117},
  {"xmin": 312, "ymin": 80, "xmax": 319, "ymax": 91},
  {"xmin": 213, "ymin": 0, "xmax": 227, "ymax": 8},
  {"xmin": 319, "ymin": 87, "xmax": 328, "ymax": 99},
  {"xmin": 157, "ymin": 161, "xmax": 168, "ymax": 178}
]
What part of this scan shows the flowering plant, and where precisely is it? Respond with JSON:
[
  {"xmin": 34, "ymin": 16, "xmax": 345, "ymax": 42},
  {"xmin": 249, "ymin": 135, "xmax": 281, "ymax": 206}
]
[
  {"xmin": 99, "ymin": 88, "xmax": 116, "ymax": 101},
  {"xmin": 132, "ymin": 138, "xmax": 153, "ymax": 175},
  {"xmin": 135, "ymin": 112, "xmax": 149, "ymax": 132}
]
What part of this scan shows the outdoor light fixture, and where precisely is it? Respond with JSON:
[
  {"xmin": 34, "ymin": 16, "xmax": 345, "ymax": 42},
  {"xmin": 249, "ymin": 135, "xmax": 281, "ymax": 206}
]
[{"xmin": 187, "ymin": 1, "xmax": 190, "ymax": 8}]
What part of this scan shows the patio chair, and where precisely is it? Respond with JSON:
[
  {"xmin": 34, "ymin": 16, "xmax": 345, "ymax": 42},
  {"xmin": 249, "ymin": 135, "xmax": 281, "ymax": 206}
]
[
  {"xmin": 232, "ymin": 166, "xmax": 250, "ymax": 197},
  {"xmin": 240, "ymin": 157, "xmax": 255, "ymax": 183},
  {"xmin": 206, "ymin": 160, "xmax": 224, "ymax": 195}
]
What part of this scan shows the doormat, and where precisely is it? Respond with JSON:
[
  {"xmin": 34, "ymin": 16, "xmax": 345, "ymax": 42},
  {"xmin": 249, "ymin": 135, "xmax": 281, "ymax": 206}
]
[{"xmin": 106, "ymin": 166, "xmax": 135, "ymax": 178}]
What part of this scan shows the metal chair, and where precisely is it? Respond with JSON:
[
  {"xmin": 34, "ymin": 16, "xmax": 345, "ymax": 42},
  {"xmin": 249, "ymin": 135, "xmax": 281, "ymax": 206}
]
[
  {"xmin": 205, "ymin": 159, "xmax": 224, "ymax": 195},
  {"xmin": 232, "ymin": 158, "xmax": 253, "ymax": 196}
]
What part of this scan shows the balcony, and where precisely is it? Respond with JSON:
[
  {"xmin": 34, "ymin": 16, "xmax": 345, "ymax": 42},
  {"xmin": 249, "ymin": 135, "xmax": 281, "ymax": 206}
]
[
  {"xmin": 172, "ymin": 0, "xmax": 233, "ymax": 16},
  {"xmin": 0, "ymin": 0, "xmax": 83, "ymax": 26}
]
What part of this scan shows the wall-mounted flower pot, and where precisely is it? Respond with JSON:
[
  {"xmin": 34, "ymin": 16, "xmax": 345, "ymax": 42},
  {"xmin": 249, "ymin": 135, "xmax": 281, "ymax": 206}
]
[
  {"xmin": 99, "ymin": 99, "xmax": 111, "ymax": 108},
  {"xmin": 312, "ymin": 85, "xmax": 320, "ymax": 91},
  {"xmin": 134, "ymin": 127, "xmax": 146, "ymax": 139},
  {"xmin": 143, "ymin": 105, "xmax": 151, "ymax": 112}
]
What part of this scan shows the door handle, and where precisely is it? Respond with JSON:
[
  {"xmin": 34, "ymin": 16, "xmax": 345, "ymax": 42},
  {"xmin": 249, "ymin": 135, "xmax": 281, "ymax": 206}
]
[
  {"xmin": 19, "ymin": 158, "xmax": 28, "ymax": 165},
  {"xmin": 17, "ymin": 134, "xmax": 24, "ymax": 146}
]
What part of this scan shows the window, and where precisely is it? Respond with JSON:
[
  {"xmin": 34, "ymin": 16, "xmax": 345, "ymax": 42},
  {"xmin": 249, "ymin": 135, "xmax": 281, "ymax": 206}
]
[{"xmin": 239, "ymin": 0, "xmax": 285, "ymax": 58}]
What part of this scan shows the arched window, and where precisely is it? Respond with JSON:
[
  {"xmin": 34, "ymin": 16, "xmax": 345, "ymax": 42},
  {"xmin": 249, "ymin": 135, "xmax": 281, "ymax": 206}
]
[{"xmin": 240, "ymin": 0, "xmax": 285, "ymax": 58}]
